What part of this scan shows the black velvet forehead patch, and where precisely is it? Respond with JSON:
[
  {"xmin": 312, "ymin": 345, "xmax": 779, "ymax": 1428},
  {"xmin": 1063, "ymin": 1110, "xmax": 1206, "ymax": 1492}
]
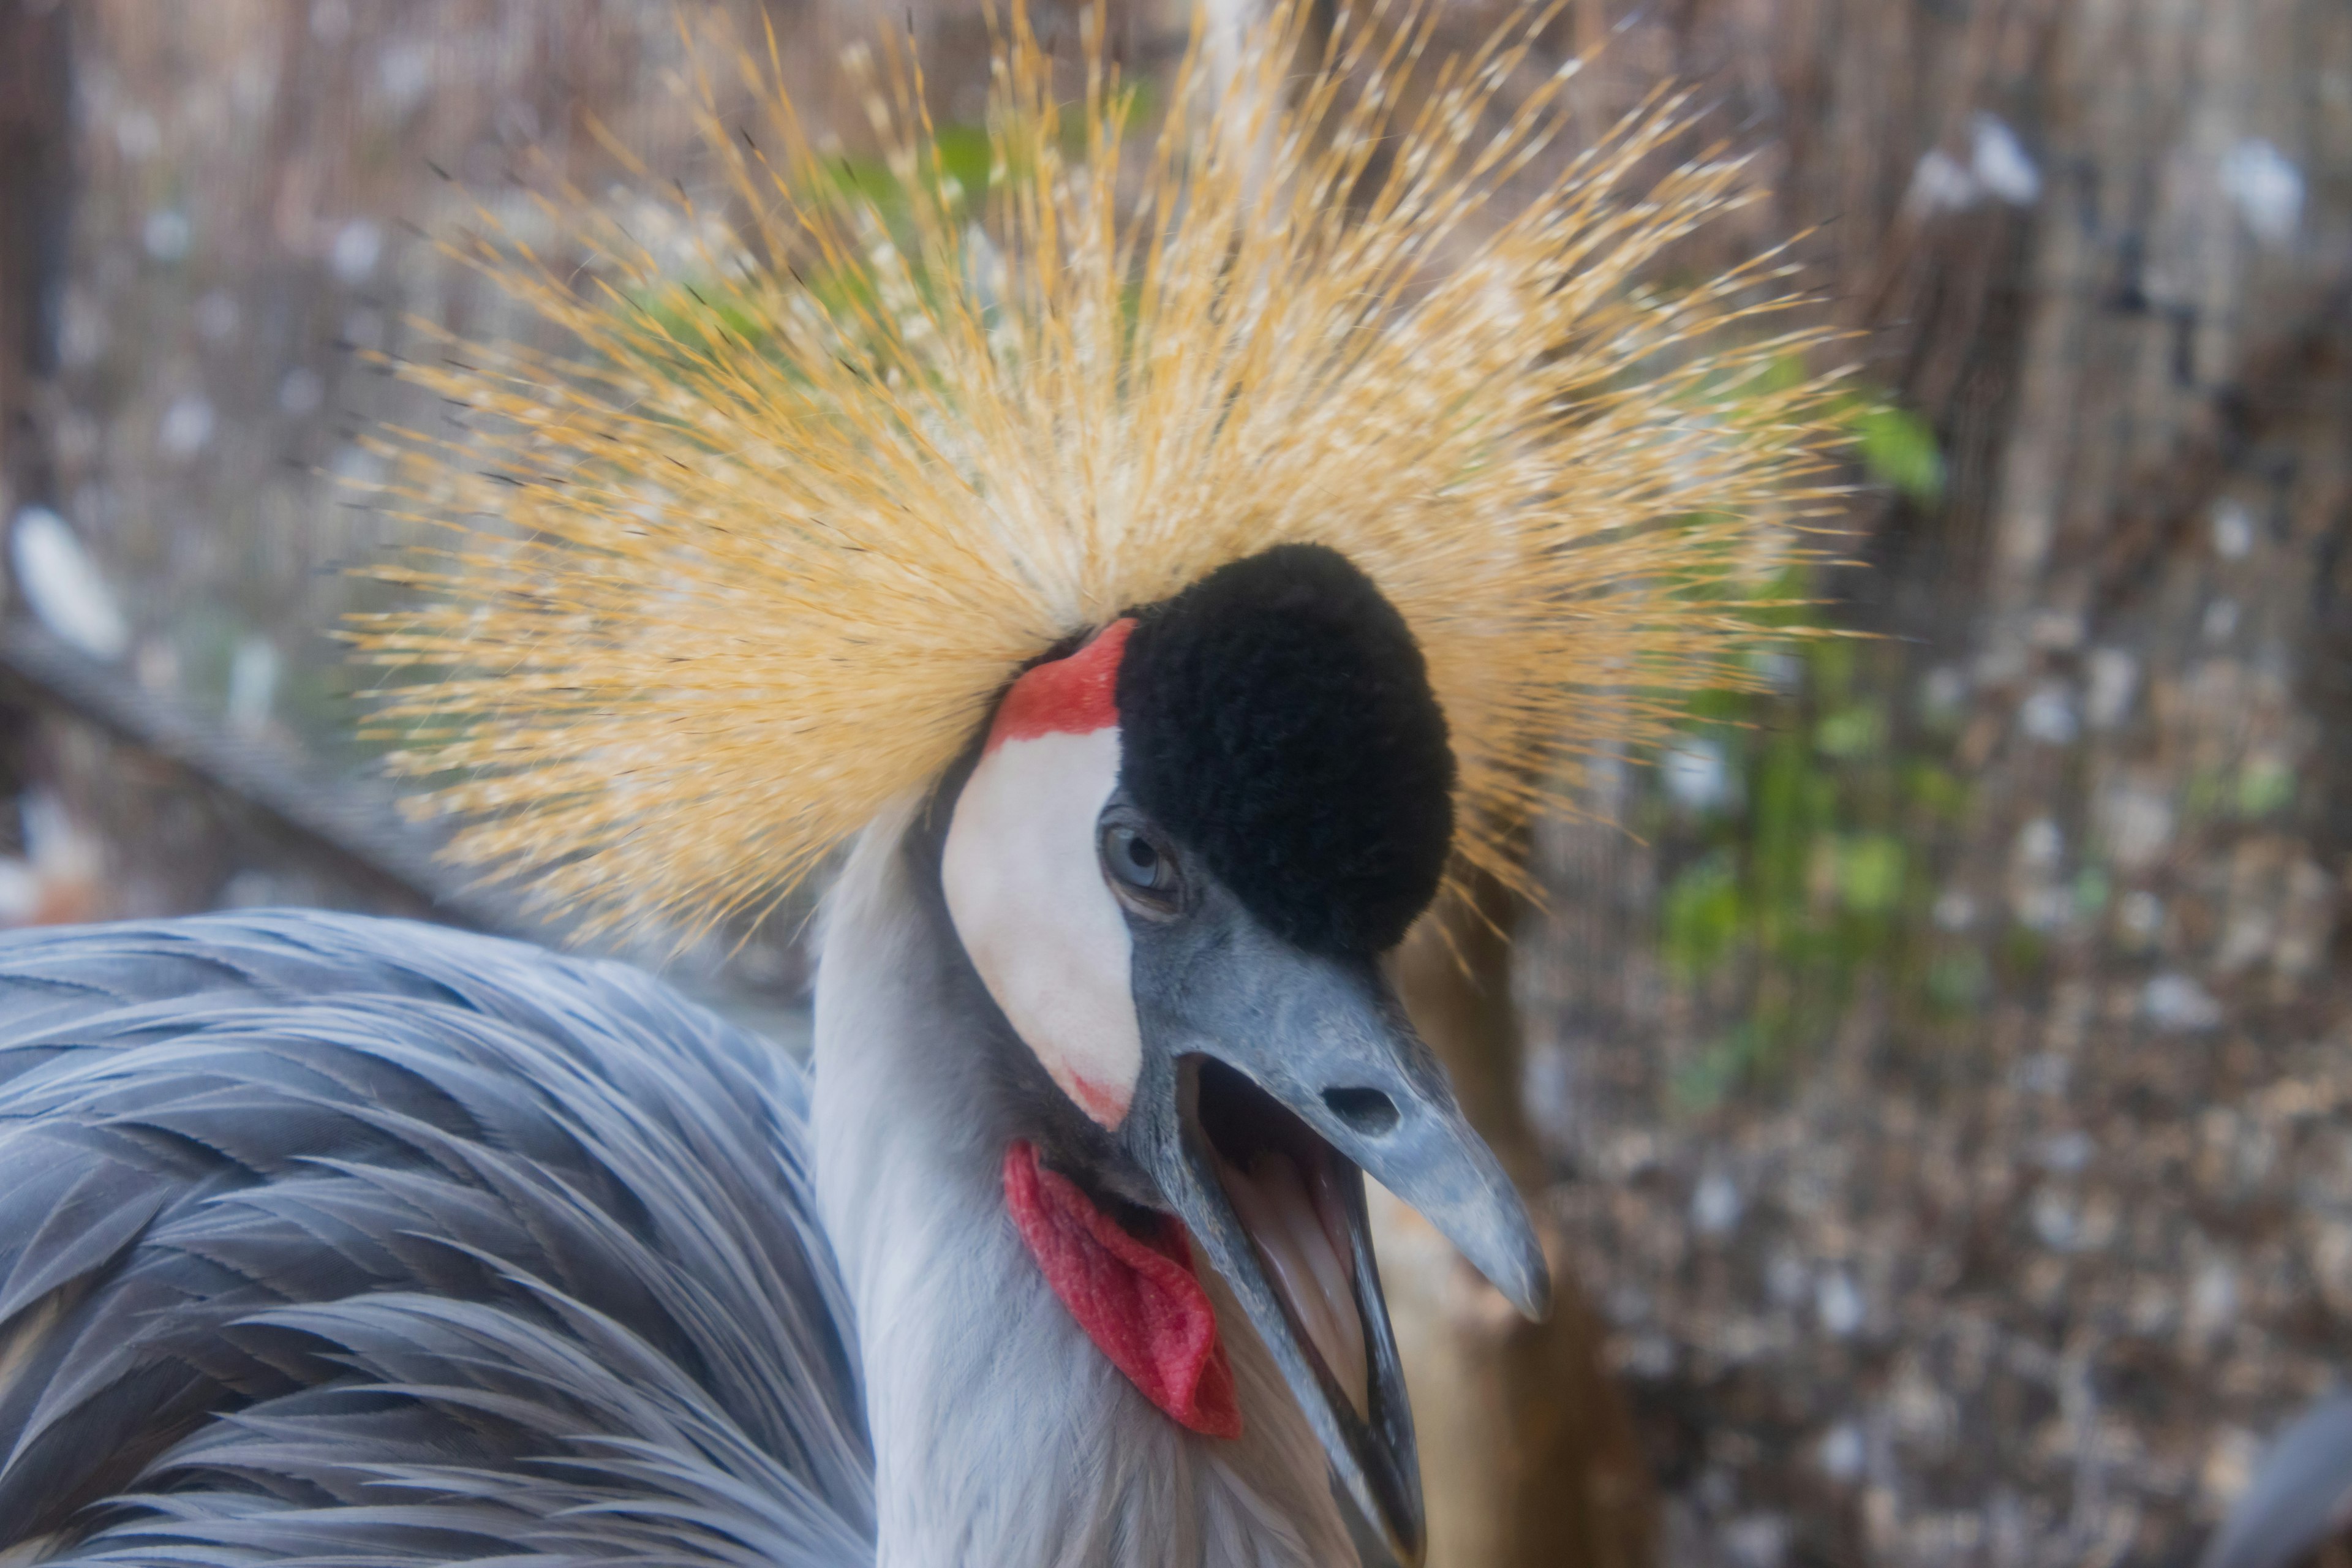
[{"xmin": 1116, "ymin": 543, "xmax": 1455, "ymax": 956}]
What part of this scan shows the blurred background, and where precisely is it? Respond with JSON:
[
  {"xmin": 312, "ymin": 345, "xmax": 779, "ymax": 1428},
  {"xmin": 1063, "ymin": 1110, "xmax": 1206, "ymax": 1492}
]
[{"xmin": 0, "ymin": 1, "xmax": 2346, "ymax": 1564}]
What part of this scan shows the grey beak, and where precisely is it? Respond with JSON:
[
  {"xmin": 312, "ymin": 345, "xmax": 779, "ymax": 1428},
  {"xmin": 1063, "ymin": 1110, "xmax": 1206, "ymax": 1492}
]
[
  {"xmin": 1172, "ymin": 941, "xmax": 1548, "ymax": 1318},
  {"xmin": 1121, "ymin": 888, "xmax": 1549, "ymax": 1565}
]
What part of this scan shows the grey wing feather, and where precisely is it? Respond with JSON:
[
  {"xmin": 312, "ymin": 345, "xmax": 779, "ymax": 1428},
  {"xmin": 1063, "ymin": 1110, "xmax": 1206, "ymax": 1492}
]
[
  {"xmin": 0, "ymin": 910, "xmax": 873, "ymax": 1566},
  {"xmin": 2200, "ymin": 1395, "xmax": 2352, "ymax": 1568}
]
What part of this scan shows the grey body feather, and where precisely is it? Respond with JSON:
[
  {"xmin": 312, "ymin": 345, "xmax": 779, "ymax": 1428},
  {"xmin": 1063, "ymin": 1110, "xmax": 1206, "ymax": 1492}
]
[
  {"xmin": 0, "ymin": 910, "xmax": 872, "ymax": 1564},
  {"xmin": 2201, "ymin": 1395, "xmax": 2352, "ymax": 1568}
]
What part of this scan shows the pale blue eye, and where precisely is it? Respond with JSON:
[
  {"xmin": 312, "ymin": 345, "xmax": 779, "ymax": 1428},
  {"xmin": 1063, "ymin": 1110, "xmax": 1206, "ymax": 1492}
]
[{"xmin": 1102, "ymin": 824, "xmax": 1178, "ymax": 897}]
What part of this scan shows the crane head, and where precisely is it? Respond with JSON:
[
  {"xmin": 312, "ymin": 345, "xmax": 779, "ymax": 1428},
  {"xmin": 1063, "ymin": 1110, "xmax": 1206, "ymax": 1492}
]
[{"xmin": 938, "ymin": 543, "xmax": 1548, "ymax": 1565}]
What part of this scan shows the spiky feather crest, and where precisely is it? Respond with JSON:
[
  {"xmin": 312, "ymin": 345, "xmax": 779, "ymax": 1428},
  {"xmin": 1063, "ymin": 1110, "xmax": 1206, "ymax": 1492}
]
[{"xmin": 349, "ymin": 0, "xmax": 1844, "ymax": 943}]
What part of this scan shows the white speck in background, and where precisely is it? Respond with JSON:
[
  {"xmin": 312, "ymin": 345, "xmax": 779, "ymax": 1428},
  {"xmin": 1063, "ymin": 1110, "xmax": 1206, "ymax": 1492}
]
[
  {"xmin": 1905, "ymin": 148, "xmax": 1978, "ymax": 217},
  {"xmin": 2013, "ymin": 1053, "xmax": 2070, "ymax": 1096},
  {"xmin": 20, "ymin": 794, "xmax": 99, "ymax": 883},
  {"xmin": 2188, "ymin": 1259, "xmax": 2237, "ymax": 1336},
  {"xmin": 329, "ymin": 443, "xmax": 386, "ymax": 487},
  {"xmin": 2098, "ymin": 784, "xmax": 2173, "ymax": 872},
  {"xmin": 1520, "ymin": 1038, "xmax": 1578, "ymax": 1150},
  {"xmin": 10, "ymin": 507, "xmax": 130, "ymax": 661},
  {"xmin": 1920, "ymin": 663, "xmax": 1967, "ymax": 720},
  {"xmin": 1970, "ymin": 113, "xmax": 2041, "ymax": 205},
  {"xmin": 2018, "ymin": 682, "xmax": 2077, "ymax": 744},
  {"xmin": 278, "ymin": 366, "xmax": 325, "ymax": 417},
  {"xmin": 0, "ymin": 792, "xmax": 104, "ymax": 927},
  {"xmin": 1619, "ymin": 1335, "xmax": 1675, "ymax": 1378},
  {"xmin": 159, "ymin": 395, "xmax": 215, "ymax": 459},
  {"xmin": 194, "ymin": 290, "xmax": 240, "ymax": 342},
  {"xmin": 2016, "ymin": 884, "xmax": 2070, "ymax": 932},
  {"xmin": 2085, "ymin": 647, "xmax": 2139, "ymax": 729},
  {"xmin": 2212, "ymin": 499, "xmax": 2256, "ymax": 559},
  {"xmin": 2144, "ymin": 973, "xmax": 2223, "ymax": 1032},
  {"xmin": 58, "ymin": 290, "xmax": 107, "ymax": 369},
  {"xmin": 0, "ymin": 859, "xmax": 37, "ymax": 924},
  {"xmin": 1766, "ymin": 1251, "xmax": 1810, "ymax": 1307},
  {"xmin": 113, "ymin": 109, "xmax": 162, "ymax": 163},
  {"xmin": 2221, "ymin": 138, "xmax": 2303, "ymax": 247},
  {"xmin": 378, "ymin": 43, "xmax": 434, "ymax": 114},
  {"xmin": 1816, "ymin": 1270, "xmax": 1865, "ymax": 1337},
  {"xmin": 142, "ymin": 209, "xmax": 191, "ymax": 263},
  {"xmin": 2036, "ymin": 1131, "xmax": 2094, "ymax": 1174},
  {"xmin": 227, "ymin": 636, "xmax": 281, "ymax": 732},
  {"xmin": 1663, "ymin": 739, "xmax": 1732, "ymax": 814},
  {"xmin": 1723, "ymin": 1513, "xmax": 1789, "ymax": 1568},
  {"xmin": 1691, "ymin": 1169, "xmax": 1744, "ymax": 1236},
  {"xmin": 2030, "ymin": 1189, "xmax": 2078, "ymax": 1250},
  {"xmin": 1904, "ymin": 118, "xmax": 2042, "ymax": 217},
  {"xmin": 1817, "ymin": 1421, "xmax": 1867, "ymax": 1483},
  {"xmin": 2031, "ymin": 608, "xmax": 2086, "ymax": 651},
  {"xmin": 331, "ymin": 218, "xmax": 383, "ymax": 285}
]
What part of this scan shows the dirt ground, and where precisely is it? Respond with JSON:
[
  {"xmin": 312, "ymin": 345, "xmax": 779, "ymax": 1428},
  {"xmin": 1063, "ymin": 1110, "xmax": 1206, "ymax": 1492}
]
[{"xmin": 1526, "ymin": 820, "xmax": 2352, "ymax": 1568}]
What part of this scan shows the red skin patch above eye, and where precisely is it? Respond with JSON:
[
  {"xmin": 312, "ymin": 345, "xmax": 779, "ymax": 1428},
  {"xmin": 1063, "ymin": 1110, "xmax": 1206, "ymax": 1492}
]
[
  {"xmin": 1003, "ymin": 1139, "xmax": 1243, "ymax": 1440},
  {"xmin": 987, "ymin": 619, "xmax": 1136, "ymax": 751}
]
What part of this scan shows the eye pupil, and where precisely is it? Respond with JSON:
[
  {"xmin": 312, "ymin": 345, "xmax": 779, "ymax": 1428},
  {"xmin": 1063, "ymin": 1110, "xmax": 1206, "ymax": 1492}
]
[{"xmin": 1101, "ymin": 823, "xmax": 1180, "ymax": 906}]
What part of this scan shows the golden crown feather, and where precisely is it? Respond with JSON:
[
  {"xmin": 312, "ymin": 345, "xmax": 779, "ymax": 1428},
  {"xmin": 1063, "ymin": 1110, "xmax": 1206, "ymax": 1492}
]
[{"xmin": 347, "ymin": 0, "xmax": 1847, "ymax": 943}]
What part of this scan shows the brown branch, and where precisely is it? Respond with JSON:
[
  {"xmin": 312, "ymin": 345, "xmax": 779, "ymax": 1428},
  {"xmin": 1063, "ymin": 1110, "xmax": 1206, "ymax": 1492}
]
[{"xmin": 0, "ymin": 617, "xmax": 538, "ymax": 937}]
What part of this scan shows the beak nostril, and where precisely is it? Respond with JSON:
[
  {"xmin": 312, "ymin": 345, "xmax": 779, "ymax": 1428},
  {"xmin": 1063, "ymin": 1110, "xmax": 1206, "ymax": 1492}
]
[{"xmin": 1321, "ymin": 1086, "xmax": 1400, "ymax": 1136}]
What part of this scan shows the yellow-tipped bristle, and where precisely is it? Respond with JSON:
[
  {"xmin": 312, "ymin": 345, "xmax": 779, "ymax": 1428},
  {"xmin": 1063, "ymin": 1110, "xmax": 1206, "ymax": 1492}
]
[{"xmin": 345, "ymin": 0, "xmax": 1850, "ymax": 943}]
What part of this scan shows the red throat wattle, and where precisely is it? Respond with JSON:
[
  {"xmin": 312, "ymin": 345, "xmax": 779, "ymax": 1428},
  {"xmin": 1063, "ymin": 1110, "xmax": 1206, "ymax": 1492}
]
[{"xmin": 1003, "ymin": 1139, "xmax": 1243, "ymax": 1439}]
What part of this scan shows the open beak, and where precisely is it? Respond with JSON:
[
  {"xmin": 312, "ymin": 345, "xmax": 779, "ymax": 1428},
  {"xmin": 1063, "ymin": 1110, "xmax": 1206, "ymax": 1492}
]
[{"xmin": 1122, "ymin": 912, "xmax": 1549, "ymax": 1566}]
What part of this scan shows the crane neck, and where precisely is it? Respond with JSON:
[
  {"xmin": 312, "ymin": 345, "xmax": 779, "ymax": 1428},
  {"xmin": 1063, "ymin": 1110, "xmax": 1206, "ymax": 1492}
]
[{"xmin": 809, "ymin": 801, "xmax": 1359, "ymax": 1568}]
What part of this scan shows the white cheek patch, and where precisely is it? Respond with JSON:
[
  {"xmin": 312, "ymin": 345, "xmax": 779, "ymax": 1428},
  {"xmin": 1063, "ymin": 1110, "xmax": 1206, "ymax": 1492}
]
[{"xmin": 941, "ymin": 724, "xmax": 1143, "ymax": 1128}]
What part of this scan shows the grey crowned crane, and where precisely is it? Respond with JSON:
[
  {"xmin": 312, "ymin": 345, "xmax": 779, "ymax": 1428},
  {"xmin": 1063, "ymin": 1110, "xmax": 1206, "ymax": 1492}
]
[{"xmin": 0, "ymin": 4, "xmax": 1841, "ymax": 1564}]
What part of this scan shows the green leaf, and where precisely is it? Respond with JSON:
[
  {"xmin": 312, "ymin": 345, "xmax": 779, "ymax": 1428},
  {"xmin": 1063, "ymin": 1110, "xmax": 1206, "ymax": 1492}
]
[
  {"xmin": 1925, "ymin": 950, "xmax": 1989, "ymax": 1013},
  {"xmin": 1856, "ymin": 404, "xmax": 1945, "ymax": 505},
  {"xmin": 931, "ymin": 124, "xmax": 995, "ymax": 199},
  {"xmin": 1835, "ymin": 834, "xmax": 1907, "ymax": 914},
  {"xmin": 1662, "ymin": 851, "xmax": 1744, "ymax": 978},
  {"xmin": 2184, "ymin": 766, "xmax": 2230, "ymax": 821},
  {"xmin": 1815, "ymin": 703, "xmax": 1885, "ymax": 759},
  {"xmin": 2073, "ymin": 865, "xmax": 2111, "ymax": 917},
  {"xmin": 1670, "ymin": 1020, "xmax": 1771, "ymax": 1112},
  {"xmin": 2235, "ymin": 758, "xmax": 2296, "ymax": 818},
  {"xmin": 1904, "ymin": 761, "xmax": 1968, "ymax": 821}
]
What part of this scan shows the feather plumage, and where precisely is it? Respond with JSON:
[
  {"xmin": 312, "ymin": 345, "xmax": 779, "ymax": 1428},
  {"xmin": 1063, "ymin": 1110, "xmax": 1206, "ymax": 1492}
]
[
  {"xmin": 347, "ymin": 0, "xmax": 1844, "ymax": 940},
  {"xmin": 0, "ymin": 911, "xmax": 869, "ymax": 1564},
  {"xmin": 2199, "ymin": 1396, "xmax": 2352, "ymax": 1568}
]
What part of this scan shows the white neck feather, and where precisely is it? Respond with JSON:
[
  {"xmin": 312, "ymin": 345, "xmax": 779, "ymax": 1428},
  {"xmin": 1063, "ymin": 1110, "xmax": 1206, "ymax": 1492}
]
[{"xmin": 811, "ymin": 806, "xmax": 1359, "ymax": 1568}]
